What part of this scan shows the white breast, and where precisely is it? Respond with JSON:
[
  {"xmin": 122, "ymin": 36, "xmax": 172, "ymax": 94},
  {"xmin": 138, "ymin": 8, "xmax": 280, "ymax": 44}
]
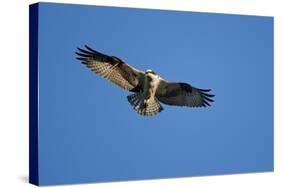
[{"xmin": 148, "ymin": 73, "xmax": 161, "ymax": 95}]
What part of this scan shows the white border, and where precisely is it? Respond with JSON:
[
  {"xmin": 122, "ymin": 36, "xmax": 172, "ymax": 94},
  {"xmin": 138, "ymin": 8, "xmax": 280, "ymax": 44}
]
[{"xmin": 0, "ymin": 0, "xmax": 279, "ymax": 188}]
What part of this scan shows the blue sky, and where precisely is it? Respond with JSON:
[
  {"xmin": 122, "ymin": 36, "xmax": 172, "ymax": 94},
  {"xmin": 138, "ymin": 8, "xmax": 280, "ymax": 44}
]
[{"xmin": 36, "ymin": 2, "xmax": 273, "ymax": 185}]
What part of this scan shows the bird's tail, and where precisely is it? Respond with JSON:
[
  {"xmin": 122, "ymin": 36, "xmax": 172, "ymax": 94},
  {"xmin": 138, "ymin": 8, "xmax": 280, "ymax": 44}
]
[{"xmin": 127, "ymin": 93, "xmax": 163, "ymax": 116}]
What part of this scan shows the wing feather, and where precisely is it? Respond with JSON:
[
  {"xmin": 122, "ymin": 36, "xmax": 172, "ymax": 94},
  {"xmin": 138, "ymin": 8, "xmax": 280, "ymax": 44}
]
[
  {"xmin": 76, "ymin": 45, "xmax": 144, "ymax": 90},
  {"xmin": 156, "ymin": 80, "xmax": 215, "ymax": 107}
]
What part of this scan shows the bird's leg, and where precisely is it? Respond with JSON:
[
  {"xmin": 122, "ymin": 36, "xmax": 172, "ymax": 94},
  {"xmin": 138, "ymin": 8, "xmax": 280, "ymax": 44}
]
[{"xmin": 142, "ymin": 99, "xmax": 149, "ymax": 108}]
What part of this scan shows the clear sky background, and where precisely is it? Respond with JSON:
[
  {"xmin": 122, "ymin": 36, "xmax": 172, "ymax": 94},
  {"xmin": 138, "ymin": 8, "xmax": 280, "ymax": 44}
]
[{"xmin": 37, "ymin": 2, "xmax": 273, "ymax": 185}]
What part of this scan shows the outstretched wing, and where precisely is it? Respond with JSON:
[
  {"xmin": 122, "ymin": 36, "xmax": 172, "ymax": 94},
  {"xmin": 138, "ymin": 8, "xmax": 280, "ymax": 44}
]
[
  {"xmin": 156, "ymin": 80, "xmax": 215, "ymax": 107},
  {"xmin": 76, "ymin": 45, "xmax": 144, "ymax": 90}
]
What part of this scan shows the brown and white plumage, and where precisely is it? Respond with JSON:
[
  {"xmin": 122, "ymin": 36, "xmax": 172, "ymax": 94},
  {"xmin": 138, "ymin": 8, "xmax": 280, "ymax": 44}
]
[
  {"xmin": 156, "ymin": 81, "xmax": 214, "ymax": 107},
  {"xmin": 76, "ymin": 45, "xmax": 144, "ymax": 91},
  {"xmin": 76, "ymin": 45, "xmax": 214, "ymax": 116}
]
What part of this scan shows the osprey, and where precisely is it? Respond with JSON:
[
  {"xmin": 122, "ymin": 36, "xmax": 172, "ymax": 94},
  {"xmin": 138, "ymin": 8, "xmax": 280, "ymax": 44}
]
[{"xmin": 76, "ymin": 45, "xmax": 215, "ymax": 116}]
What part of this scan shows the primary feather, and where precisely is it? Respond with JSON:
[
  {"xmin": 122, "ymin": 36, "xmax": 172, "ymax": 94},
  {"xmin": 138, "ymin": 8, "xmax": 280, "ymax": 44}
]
[{"xmin": 76, "ymin": 45, "xmax": 144, "ymax": 90}]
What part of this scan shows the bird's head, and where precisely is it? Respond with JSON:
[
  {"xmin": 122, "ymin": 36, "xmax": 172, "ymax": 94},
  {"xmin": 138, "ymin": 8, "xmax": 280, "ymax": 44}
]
[{"xmin": 145, "ymin": 69, "xmax": 157, "ymax": 75}]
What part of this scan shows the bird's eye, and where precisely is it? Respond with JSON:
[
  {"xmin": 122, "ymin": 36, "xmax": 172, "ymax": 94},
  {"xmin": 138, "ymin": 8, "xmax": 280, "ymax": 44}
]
[{"xmin": 146, "ymin": 70, "xmax": 156, "ymax": 75}]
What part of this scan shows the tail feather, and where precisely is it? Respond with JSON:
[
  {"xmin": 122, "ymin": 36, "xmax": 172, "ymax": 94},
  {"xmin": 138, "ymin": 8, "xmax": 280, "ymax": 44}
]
[
  {"xmin": 127, "ymin": 93, "xmax": 163, "ymax": 116},
  {"xmin": 127, "ymin": 93, "xmax": 143, "ymax": 106}
]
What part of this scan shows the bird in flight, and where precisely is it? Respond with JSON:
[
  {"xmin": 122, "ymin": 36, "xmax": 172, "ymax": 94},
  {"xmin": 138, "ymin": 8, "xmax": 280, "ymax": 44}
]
[{"xmin": 76, "ymin": 45, "xmax": 215, "ymax": 116}]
